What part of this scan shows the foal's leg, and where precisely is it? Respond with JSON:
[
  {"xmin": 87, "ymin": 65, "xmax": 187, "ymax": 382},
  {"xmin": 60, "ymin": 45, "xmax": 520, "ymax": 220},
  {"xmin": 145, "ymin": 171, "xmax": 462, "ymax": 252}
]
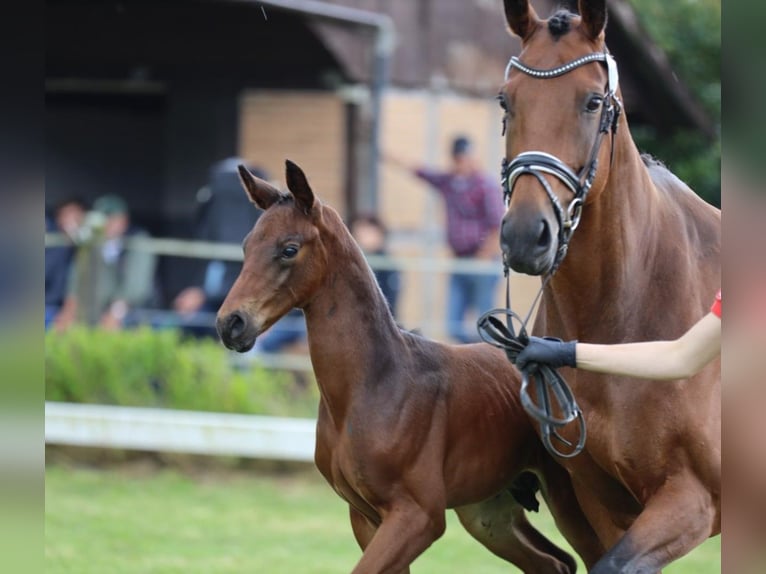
[
  {"xmin": 455, "ymin": 491, "xmax": 577, "ymax": 574},
  {"xmin": 349, "ymin": 506, "xmax": 412, "ymax": 574},
  {"xmin": 349, "ymin": 498, "xmax": 445, "ymax": 574},
  {"xmin": 589, "ymin": 475, "xmax": 718, "ymax": 573}
]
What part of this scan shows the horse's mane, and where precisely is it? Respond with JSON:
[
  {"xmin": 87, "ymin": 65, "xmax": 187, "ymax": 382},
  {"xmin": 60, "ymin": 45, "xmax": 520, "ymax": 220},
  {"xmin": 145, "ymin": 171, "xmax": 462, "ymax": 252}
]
[{"xmin": 640, "ymin": 153, "xmax": 698, "ymax": 198}]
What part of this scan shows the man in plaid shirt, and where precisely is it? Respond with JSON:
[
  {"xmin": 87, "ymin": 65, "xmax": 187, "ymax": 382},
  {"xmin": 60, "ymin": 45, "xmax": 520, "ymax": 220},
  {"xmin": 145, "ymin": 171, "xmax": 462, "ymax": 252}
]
[{"xmin": 388, "ymin": 136, "xmax": 504, "ymax": 343}]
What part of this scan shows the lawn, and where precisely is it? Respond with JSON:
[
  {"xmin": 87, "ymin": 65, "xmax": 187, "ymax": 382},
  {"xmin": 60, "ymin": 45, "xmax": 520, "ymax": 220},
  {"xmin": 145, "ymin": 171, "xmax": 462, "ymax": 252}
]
[{"xmin": 45, "ymin": 463, "xmax": 720, "ymax": 573}]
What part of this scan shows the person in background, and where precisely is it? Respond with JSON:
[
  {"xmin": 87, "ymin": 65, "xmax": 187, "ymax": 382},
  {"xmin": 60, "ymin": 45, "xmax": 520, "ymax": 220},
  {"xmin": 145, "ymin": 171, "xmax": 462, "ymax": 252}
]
[
  {"xmin": 385, "ymin": 135, "xmax": 504, "ymax": 343},
  {"xmin": 515, "ymin": 291, "xmax": 721, "ymax": 380},
  {"xmin": 54, "ymin": 194, "xmax": 157, "ymax": 330},
  {"xmin": 172, "ymin": 157, "xmax": 268, "ymax": 338},
  {"xmin": 45, "ymin": 197, "xmax": 87, "ymax": 327},
  {"xmin": 349, "ymin": 213, "xmax": 400, "ymax": 318}
]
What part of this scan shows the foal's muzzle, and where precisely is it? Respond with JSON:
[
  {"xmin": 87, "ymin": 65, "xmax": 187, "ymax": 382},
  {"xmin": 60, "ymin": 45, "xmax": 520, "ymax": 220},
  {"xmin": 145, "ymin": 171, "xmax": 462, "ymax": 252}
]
[{"xmin": 216, "ymin": 310, "xmax": 258, "ymax": 352}]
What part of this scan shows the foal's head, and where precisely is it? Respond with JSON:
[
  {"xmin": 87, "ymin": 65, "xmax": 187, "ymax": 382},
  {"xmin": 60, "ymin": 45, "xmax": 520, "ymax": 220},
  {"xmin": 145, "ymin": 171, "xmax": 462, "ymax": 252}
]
[
  {"xmin": 216, "ymin": 160, "xmax": 329, "ymax": 352},
  {"xmin": 498, "ymin": 0, "xmax": 620, "ymax": 275}
]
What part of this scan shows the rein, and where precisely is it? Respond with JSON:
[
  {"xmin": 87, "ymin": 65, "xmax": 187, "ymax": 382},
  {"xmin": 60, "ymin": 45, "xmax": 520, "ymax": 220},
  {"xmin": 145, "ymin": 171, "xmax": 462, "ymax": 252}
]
[
  {"xmin": 478, "ymin": 271, "xmax": 586, "ymax": 458},
  {"xmin": 478, "ymin": 50, "xmax": 621, "ymax": 458}
]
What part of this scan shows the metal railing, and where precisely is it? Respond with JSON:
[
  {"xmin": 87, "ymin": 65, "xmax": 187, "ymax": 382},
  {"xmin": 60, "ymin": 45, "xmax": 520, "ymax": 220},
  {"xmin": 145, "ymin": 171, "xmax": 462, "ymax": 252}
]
[
  {"xmin": 45, "ymin": 232, "xmax": 502, "ymax": 274},
  {"xmin": 45, "ymin": 402, "xmax": 316, "ymax": 461},
  {"xmin": 45, "ymin": 232, "xmax": 507, "ymax": 345}
]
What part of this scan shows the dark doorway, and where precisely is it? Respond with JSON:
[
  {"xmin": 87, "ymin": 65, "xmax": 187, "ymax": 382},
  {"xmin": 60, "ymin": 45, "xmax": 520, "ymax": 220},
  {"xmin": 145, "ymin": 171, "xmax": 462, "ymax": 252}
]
[{"xmin": 46, "ymin": 91, "xmax": 167, "ymax": 234}]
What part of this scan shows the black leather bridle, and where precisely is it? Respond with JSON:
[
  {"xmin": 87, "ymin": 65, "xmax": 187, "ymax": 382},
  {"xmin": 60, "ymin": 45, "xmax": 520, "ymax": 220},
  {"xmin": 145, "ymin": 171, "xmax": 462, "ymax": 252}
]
[
  {"xmin": 478, "ymin": 50, "xmax": 622, "ymax": 459},
  {"xmin": 500, "ymin": 50, "xmax": 622, "ymax": 274}
]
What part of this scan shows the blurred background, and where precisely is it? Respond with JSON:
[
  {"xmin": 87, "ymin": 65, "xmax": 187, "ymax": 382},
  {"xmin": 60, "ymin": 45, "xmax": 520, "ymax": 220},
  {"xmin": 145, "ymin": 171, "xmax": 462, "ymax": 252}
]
[{"xmin": 43, "ymin": 0, "xmax": 722, "ymax": 572}]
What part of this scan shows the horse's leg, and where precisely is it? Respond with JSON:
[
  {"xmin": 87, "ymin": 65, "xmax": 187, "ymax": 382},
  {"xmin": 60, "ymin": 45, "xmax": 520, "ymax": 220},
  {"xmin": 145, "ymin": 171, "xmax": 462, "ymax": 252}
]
[
  {"xmin": 349, "ymin": 499, "xmax": 445, "ymax": 574},
  {"xmin": 349, "ymin": 505, "xmax": 376, "ymax": 548},
  {"xmin": 538, "ymin": 457, "xmax": 608, "ymax": 569},
  {"xmin": 455, "ymin": 490, "xmax": 577, "ymax": 574},
  {"xmin": 589, "ymin": 475, "xmax": 717, "ymax": 573}
]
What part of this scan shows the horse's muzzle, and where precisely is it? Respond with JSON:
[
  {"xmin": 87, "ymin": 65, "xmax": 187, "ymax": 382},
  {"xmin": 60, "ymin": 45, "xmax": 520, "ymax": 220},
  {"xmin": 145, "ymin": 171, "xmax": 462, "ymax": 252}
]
[
  {"xmin": 216, "ymin": 310, "xmax": 258, "ymax": 352},
  {"xmin": 500, "ymin": 214, "xmax": 556, "ymax": 276}
]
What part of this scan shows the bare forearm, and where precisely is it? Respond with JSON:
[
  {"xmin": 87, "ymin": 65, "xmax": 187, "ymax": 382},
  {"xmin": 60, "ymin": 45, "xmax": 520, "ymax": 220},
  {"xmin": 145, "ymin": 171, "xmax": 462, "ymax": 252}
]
[{"xmin": 576, "ymin": 312, "xmax": 721, "ymax": 380}]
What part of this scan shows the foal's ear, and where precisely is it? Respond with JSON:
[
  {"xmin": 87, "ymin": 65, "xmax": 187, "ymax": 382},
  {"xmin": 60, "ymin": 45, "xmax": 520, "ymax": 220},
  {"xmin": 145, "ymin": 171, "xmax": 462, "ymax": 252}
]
[
  {"xmin": 237, "ymin": 165, "xmax": 282, "ymax": 210},
  {"xmin": 578, "ymin": 0, "xmax": 607, "ymax": 40},
  {"xmin": 503, "ymin": 0, "xmax": 540, "ymax": 40},
  {"xmin": 284, "ymin": 159, "xmax": 315, "ymax": 215}
]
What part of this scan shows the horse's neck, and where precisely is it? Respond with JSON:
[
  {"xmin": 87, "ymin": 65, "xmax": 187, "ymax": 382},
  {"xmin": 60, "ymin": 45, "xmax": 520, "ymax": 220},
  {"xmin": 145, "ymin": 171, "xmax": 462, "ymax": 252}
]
[
  {"xmin": 543, "ymin": 134, "xmax": 713, "ymax": 342},
  {"xmin": 302, "ymin": 224, "xmax": 401, "ymax": 425}
]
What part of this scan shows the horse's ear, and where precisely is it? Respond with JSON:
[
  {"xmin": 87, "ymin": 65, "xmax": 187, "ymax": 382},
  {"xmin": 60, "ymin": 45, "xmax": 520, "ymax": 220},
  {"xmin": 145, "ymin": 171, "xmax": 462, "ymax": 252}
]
[
  {"xmin": 237, "ymin": 165, "xmax": 282, "ymax": 210},
  {"xmin": 284, "ymin": 159, "xmax": 315, "ymax": 215},
  {"xmin": 578, "ymin": 0, "xmax": 607, "ymax": 40},
  {"xmin": 503, "ymin": 0, "xmax": 540, "ymax": 40}
]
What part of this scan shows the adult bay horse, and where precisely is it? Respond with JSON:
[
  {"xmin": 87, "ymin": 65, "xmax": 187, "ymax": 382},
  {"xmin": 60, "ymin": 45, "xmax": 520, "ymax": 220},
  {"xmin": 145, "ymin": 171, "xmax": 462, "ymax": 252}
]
[
  {"xmin": 497, "ymin": 1, "xmax": 721, "ymax": 572},
  {"xmin": 216, "ymin": 160, "xmax": 607, "ymax": 573}
]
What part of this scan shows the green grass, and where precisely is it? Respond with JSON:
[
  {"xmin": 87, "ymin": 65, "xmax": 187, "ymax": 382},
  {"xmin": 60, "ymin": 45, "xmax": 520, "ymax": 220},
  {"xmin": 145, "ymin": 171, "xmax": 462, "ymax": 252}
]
[{"xmin": 45, "ymin": 464, "xmax": 720, "ymax": 573}]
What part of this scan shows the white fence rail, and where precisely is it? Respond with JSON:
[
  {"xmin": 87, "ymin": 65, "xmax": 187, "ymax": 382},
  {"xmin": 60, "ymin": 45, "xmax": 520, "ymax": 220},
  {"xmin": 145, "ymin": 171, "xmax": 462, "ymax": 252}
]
[{"xmin": 45, "ymin": 402, "xmax": 317, "ymax": 462}]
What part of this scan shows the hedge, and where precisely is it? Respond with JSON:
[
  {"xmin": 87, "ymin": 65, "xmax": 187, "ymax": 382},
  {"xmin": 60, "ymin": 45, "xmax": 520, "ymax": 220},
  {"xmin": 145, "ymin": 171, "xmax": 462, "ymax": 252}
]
[{"xmin": 45, "ymin": 327, "xmax": 319, "ymax": 418}]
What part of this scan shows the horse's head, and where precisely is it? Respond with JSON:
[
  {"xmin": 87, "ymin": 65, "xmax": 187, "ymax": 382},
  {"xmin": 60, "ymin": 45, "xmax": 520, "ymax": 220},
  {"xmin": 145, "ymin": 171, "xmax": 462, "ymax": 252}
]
[
  {"xmin": 498, "ymin": 0, "xmax": 621, "ymax": 275},
  {"xmin": 216, "ymin": 160, "xmax": 327, "ymax": 352}
]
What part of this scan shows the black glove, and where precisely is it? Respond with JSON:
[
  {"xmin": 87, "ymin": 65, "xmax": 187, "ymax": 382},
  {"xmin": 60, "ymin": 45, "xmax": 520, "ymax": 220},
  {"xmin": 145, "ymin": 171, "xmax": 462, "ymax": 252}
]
[{"xmin": 516, "ymin": 336, "xmax": 577, "ymax": 371}]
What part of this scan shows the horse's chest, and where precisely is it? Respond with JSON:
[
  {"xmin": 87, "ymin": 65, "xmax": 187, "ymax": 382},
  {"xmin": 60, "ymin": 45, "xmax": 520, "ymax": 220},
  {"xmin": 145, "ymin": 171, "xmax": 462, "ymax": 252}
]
[{"xmin": 315, "ymin": 416, "xmax": 381, "ymax": 520}]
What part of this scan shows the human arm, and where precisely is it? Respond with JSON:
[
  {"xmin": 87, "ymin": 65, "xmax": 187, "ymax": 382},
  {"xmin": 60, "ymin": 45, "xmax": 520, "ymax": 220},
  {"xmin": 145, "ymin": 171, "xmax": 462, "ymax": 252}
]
[
  {"xmin": 516, "ymin": 311, "xmax": 721, "ymax": 380},
  {"xmin": 173, "ymin": 287, "xmax": 206, "ymax": 314},
  {"xmin": 576, "ymin": 311, "xmax": 721, "ymax": 379},
  {"xmin": 382, "ymin": 152, "xmax": 449, "ymax": 190}
]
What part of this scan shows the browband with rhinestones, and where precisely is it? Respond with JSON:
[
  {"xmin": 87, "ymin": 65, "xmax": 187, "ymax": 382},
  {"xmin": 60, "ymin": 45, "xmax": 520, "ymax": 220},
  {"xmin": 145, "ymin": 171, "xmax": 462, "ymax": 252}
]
[{"xmin": 504, "ymin": 52, "xmax": 609, "ymax": 82}]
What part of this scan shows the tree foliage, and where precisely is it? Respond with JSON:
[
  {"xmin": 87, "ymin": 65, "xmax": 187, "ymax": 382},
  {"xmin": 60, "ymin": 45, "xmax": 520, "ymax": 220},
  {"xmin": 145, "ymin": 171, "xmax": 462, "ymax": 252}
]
[{"xmin": 629, "ymin": 0, "xmax": 721, "ymax": 206}]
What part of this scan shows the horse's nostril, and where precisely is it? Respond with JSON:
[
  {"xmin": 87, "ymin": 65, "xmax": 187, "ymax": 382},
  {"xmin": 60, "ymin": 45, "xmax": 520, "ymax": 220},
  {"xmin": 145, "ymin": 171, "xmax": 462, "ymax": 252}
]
[
  {"xmin": 537, "ymin": 219, "xmax": 551, "ymax": 248},
  {"xmin": 228, "ymin": 312, "xmax": 246, "ymax": 339}
]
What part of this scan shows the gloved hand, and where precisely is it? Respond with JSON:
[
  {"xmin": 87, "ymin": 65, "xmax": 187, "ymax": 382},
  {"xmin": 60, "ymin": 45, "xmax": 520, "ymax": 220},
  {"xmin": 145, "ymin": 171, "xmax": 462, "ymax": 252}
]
[{"xmin": 516, "ymin": 336, "xmax": 577, "ymax": 371}]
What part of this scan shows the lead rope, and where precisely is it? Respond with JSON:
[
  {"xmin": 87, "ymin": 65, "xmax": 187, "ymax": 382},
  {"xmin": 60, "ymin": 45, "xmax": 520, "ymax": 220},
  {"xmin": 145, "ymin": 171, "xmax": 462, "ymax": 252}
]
[{"xmin": 477, "ymin": 271, "xmax": 586, "ymax": 458}]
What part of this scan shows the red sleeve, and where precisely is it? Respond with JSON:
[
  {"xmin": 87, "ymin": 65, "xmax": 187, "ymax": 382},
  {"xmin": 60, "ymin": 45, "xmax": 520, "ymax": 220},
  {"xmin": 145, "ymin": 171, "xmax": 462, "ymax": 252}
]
[{"xmin": 710, "ymin": 290, "xmax": 721, "ymax": 318}]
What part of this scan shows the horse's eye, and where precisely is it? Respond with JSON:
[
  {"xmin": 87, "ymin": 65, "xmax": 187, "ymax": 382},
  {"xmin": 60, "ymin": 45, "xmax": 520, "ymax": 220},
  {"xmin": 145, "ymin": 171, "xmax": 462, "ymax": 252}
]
[
  {"xmin": 586, "ymin": 95, "xmax": 603, "ymax": 113},
  {"xmin": 280, "ymin": 245, "xmax": 299, "ymax": 259}
]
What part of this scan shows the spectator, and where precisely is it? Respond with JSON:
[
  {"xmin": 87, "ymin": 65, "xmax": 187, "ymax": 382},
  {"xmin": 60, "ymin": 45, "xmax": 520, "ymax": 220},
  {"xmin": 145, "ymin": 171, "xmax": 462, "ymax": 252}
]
[
  {"xmin": 170, "ymin": 157, "xmax": 307, "ymax": 350},
  {"xmin": 45, "ymin": 197, "xmax": 87, "ymax": 327},
  {"xmin": 54, "ymin": 194, "xmax": 157, "ymax": 330},
  {"xmin": 171, "ymin": 157, "xmax": 269, "ymax": 338},
  {"xmin": 349, "ymin": 213, "xmax": 400, "ymax": 317},
  {"xmin": 385, "ymin": 135, "xmax": 504, "ymax": 343}
]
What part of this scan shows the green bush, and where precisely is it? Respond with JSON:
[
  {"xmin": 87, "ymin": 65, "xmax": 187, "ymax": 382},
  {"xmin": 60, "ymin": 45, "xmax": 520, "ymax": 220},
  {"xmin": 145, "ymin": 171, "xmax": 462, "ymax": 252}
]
[{"xmin": 45, "ymin": 327, "xmax": 319, "ymax": 417}]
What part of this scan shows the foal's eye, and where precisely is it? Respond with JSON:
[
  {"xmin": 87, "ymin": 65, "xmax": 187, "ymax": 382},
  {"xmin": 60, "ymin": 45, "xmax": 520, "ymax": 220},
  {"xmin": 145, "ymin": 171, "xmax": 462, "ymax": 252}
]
[
  {"xmin": 586, "ymin": 95, "xmax": 603, "ymax": 113},
  {"xmin": 280, "ymin": 245, "xmax": 299, "ymax": 260},
  {"xmin": 496, "ymin": 93, "xmax": 508, "ymax": 112}
]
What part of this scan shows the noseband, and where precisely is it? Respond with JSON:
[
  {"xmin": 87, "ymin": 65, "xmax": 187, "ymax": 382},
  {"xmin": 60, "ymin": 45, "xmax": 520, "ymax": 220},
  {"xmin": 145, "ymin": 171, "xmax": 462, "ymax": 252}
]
[{"xmin": 501, "ymin": 50, "xmax": 622, "ymax": 273}]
